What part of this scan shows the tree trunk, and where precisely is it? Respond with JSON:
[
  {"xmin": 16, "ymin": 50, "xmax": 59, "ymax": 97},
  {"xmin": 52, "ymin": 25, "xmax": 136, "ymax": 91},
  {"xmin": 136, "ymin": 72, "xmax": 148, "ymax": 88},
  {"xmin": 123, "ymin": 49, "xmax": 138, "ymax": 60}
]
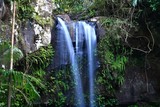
[{"xmin": 7, "ymin": 1, "xmax": 16, "ymax": 107}]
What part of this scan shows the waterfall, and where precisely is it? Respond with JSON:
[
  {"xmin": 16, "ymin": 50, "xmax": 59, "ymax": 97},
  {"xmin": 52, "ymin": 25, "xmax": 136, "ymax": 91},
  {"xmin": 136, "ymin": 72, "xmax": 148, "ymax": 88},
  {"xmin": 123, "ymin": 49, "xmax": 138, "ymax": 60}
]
[
  {"xmin": 55, "ymin": 17, "xmax": 97, "ymax": 107},
  {"xmin": 57, "ymin": 17, "xmax": 85, "ymax": 107},
  {"xmin": 83, "ymin": 22, "xmax": 97, "ymax": 107}
]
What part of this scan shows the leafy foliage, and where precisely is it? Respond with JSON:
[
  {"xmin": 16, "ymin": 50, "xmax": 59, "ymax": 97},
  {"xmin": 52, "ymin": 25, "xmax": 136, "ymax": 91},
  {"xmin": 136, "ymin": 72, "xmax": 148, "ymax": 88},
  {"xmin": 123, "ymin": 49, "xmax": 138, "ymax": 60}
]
[
  {"xmin": 29, "ymin": 45, "xmax": 54, "ymax": 70},
  {"xmin": 132, "ymin": 0, "xmax": 160, "ymax": 11},
  {"xmin": 13, "ymin": 45, "xmax": 54, "ymax": 106},
  {"xmin": 148, "ymin": 0, "xmax": 160, "ymax": 11},
  {"xmin": 15, "ymin": 0, "xmax": 52, "ymax": 25},
  {"xmin": 0, "ymin": 42, "xmax": 53, "ymax": 106},
  {"xmin": 15, "ymin": 0, "xmax": 34, "ymax": 21},
  {"xmin": 95, "ymin": 18, "xmax": 132, "ymax": 106},
  {"xmin": 54, "ymin": 0, "xmax": 84, "ymax": 14},
  {"xmin": 0, "ymin": 69, "xmax": 45, "ymax": 106},
  {"xmin": 0, "ymin": 41, "xmax": 23, "ymax": 68},
  {"xmin": 45, "ymin": 67, "xmax": 75, "ymax": 106},
  {"xmin": 16, "ymin": 45, "xmax": 54, "ymax": 72},
  {"xmin": 33, "ymin": 14, "xmax": 53, "ymax": 27}
]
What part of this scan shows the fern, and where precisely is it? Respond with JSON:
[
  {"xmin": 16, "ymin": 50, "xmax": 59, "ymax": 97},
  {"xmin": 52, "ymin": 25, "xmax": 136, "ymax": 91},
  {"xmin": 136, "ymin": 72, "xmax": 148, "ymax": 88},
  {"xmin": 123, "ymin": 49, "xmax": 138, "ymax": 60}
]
[
  {"xmin": 25, "ymin": 45, "xmax": 54, "ymax": 71},
  {"xmin": 0, "ymin": 69, "xmax": 45, "ymax": 104},
  {"xmin": 0, "ymin": 41, "xmax": 23, "ymax": 68}
]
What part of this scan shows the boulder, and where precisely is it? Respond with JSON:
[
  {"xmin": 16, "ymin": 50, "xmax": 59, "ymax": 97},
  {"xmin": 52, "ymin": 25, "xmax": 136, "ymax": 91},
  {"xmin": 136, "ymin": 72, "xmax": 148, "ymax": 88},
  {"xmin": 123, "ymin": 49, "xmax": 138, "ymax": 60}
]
[
  {"xmin": 18, "ymin": 0, "xmax": 55, "ymax": 53},
  {"xmin": 89, "ymin": 17, "xmax": 106, "ymax": 41},
  {"xmin": 56, "ymin": 14, "xmax": 71, "ymax": 22},
  {"xmin": 116, "ymin": 58, "xmax": 160, "ymax": 104}
]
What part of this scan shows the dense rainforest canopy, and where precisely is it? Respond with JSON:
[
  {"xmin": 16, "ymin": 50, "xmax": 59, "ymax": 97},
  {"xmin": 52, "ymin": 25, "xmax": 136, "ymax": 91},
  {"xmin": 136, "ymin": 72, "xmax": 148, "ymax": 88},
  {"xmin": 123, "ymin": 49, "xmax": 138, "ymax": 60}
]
[{"xmin": 0, "ymin": 0, "xmax": 160, "ymax": 107}]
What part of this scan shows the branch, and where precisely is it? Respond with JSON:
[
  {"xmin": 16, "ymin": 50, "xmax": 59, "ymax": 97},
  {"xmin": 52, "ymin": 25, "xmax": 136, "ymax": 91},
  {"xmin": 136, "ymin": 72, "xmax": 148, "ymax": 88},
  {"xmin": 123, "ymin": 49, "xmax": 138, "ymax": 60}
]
[
  {"xmin": 145, "ymin": 18, "xmax": 154, "ymax": 50},
  {"xmin": 125, "ymin": 36, "xmax": 152, "ymax": 54}
]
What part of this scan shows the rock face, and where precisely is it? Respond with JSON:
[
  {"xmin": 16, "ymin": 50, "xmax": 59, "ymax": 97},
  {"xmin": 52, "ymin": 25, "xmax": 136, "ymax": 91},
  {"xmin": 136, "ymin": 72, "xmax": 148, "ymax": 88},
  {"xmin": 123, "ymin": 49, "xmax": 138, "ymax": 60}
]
[
  {"xmin": 32, "ymin": 0, "xmax": 53, "ymax": 48},
  {"xmin": 116, "ymin": 58, "xmax": 160, "ymax": 104},
  {"xmin": 89, "ymin": 17, "xmax": 106, "ymax": 40},
  {"xmin": 19, "ymin": 0, "xmax": 54, "ymax": 53},
  {"xmin": 113, "ymin": 24, "xmax": 160, "ymax": 104},
  {"xmin": 56, "ymin": 14, "xmax": 71, "ymax": 22},
  {"xmin": 0, "ymin": 0, "xmax": 56, "ymax": 54},
  {"xmin": 34, "ymin": 0, "xmax": 53, "ymax": 17}
]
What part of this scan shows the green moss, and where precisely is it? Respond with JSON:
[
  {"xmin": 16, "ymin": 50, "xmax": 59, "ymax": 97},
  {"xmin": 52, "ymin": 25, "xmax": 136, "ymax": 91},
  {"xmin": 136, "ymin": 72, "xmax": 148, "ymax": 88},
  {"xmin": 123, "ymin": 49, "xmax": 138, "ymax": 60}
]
[
  {"xmin": 16, "ymin": 0, "xmax": 34, "ymax": 22},
  {"xmin": 33, "ymin": 14, "xmax": 53, "ymax": 27}
]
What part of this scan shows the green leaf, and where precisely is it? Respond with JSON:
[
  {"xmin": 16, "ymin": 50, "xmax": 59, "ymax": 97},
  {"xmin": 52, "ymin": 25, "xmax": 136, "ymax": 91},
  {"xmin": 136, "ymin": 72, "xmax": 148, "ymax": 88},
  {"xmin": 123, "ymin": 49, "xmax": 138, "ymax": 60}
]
[
  {"xmin": 0, "ymin": 69, "xmax": 45, "ymax": 104},
  {"xmin": 0, "ymin": 41, "xmax": 23, "ymax": 67}
]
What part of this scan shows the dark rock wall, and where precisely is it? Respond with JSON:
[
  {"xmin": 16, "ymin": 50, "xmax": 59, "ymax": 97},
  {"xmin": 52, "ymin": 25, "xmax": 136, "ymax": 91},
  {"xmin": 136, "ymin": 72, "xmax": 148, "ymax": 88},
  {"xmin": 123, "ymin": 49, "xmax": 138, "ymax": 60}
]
[{"xmin": 116, "ymin": 53, "xmax": 160, "ymax": 104}]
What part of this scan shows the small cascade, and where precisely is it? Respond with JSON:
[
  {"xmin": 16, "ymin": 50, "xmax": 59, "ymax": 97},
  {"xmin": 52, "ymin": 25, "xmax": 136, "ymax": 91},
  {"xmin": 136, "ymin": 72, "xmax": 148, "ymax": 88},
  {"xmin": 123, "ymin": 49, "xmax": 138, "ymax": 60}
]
[
  {"xmin": 54, "ymin": 17, "xmax": 97, "ymax": 107},
  {"xmin": 57, "ymin": 17, "xmax": 85, "ymax": 107},
  {"xmin": 83, "ymin": 22, "xmax": 97, "ymax": 107}
]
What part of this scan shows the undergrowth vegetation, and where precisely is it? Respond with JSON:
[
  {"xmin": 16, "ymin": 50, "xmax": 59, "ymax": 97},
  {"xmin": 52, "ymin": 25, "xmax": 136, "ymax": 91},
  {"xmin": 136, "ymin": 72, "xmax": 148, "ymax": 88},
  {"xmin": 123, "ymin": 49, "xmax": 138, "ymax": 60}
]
[
  {"xmin": 0, "ymin": 0, "xmax": 160, "ymax": 106},
  {"xmin": 0, "ymin": 41, "xmax": 46, "ymax": 107},
  {"xmin": 95, "ymin": 17, "xmax": 132, "ymax": 106},
  {"xmin": 45, "ymin": 67, "xmax": 75, "ymax": 106},
  {"xmin": 15, "ymin": 0, "xmax": 34, "ymax": 22}
]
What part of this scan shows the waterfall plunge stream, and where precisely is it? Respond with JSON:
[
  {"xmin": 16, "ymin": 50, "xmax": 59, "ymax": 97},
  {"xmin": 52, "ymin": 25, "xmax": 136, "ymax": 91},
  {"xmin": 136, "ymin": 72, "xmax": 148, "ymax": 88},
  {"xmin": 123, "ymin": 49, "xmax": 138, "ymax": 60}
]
[{"xmin": 55, "ymin": 17, "xmax": 97, "ymax": 107}]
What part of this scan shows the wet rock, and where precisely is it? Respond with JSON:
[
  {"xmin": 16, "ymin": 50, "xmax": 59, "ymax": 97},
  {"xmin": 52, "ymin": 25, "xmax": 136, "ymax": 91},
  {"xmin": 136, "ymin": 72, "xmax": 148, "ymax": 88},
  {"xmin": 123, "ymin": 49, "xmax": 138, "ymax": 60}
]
[
  {"xmin": 89, "ymin": 17, "xmax": 107, "ymax": 40},
  {"xmin": 57, "ymin": 14, "xmax": 71, "ymax": 22},
  {"xmin": 116, "ymin": 63, "xmax": 160, "ymax": 104}
]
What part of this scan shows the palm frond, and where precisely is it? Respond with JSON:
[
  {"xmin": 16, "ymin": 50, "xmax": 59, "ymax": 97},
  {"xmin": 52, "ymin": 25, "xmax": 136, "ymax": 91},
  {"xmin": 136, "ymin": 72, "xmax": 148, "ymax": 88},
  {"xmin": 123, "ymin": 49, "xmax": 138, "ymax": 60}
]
[{"xmin": 0, "ymin": 69, "xmax": 45, "ymax": 103}]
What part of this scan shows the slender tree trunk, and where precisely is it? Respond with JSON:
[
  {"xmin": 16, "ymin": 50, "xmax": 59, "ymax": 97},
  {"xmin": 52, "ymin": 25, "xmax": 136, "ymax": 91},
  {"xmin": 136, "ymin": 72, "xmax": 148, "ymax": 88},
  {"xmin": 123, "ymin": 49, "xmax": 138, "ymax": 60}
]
[{"xmin": 7, "ymin": 1, "xmax": 16, "ymax": 107}]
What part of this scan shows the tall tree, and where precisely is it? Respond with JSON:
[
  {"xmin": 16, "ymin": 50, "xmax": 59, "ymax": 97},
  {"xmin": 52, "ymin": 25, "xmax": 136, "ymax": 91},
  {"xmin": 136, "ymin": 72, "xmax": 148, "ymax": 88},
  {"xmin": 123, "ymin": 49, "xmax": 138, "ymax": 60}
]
[{"xmin": 7, "ymin": 1, "xmax": 16, "ymax": 107}]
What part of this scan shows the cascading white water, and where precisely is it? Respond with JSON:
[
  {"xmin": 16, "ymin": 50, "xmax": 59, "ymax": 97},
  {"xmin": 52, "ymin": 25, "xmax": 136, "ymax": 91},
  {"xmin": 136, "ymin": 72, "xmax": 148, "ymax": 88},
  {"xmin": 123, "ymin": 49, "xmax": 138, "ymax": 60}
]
[
  {"xmin": 83, "ymin": 23, "xmax": 97, "ymax": 107},
  {"xmin": 57, "ymin": 17, "xmax": 85, "ymax": 107},
  {"xmin": 56, "ymin": 17, "xmax": 97, "ymax": 107}
]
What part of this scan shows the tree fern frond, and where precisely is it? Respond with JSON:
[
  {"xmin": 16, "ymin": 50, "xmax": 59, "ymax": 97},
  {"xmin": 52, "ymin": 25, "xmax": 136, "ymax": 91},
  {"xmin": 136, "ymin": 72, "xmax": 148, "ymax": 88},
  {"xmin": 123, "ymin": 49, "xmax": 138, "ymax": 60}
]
[
  {"xmin": 28, "ymin": 80, "xmax": 41, "ymax": 98},
  {"xmin": 14, "ymin": 87, "xmax": 30, "ymax": 105},
  {"xmin": 0, "ymin": 69, "xmax": 45, "ymax": 102},
  {"xmin": 0, "ymin": 69, "xmax": 45, "ymax": 88}
]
